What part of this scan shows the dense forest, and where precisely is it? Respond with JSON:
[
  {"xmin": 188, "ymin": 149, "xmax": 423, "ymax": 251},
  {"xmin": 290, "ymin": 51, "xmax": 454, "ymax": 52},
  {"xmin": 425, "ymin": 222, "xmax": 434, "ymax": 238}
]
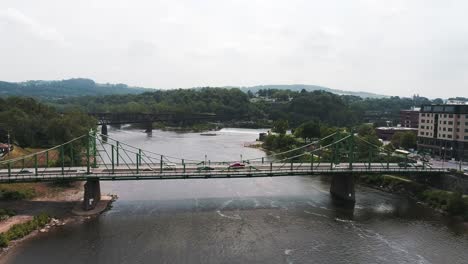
[
  {"xmin": 51, "ymin": 87, "xmax": 441, "ymax": 128},
  {"xmin": 0, "ymin": 97, "xmax": 95, "ymax": 147},
  {"xmin": 0, "ymin": 85, "xmax": 446, "ymax": 148},
  {"xmin": 0, "ymin": 78, "xmax": 148, "ymax": 100}
]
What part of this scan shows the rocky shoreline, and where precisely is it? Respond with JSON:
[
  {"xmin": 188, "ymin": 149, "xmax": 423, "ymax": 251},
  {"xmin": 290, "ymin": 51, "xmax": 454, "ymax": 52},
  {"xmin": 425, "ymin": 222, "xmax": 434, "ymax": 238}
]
[{"xmin": 0, "ymin": 183, "xmax": 116, "ymax": 262}]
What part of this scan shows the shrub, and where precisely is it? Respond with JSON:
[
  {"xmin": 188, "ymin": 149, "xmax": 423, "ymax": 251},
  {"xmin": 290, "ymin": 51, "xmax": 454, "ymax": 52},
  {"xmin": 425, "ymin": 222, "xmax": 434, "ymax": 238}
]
[
  {"xmin": 447, "ymin": 192, "xmax": 466, "ymax": 216},
  {"xmin": 0, "ymin": 234, "xmax": 8, "ymax": 247},
  {"xmin": 0, "ymin": 213, "xmax": 50, "ymax": 248}
]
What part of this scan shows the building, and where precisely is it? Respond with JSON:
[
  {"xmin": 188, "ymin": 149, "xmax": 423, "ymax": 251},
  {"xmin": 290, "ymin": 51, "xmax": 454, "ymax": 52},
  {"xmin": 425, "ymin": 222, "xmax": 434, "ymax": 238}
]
[
  {"xmin": 376, "ymin": 126, "xmax": 418, "ymax": 141},
  {"xmin": 0, "ymin": 143, "xmax": 10, "ymax": 154},
  {"xmin": 400, "ymin": 108, "xmax": 420, "ymax": 128},
  {"xmin": 417, "ymin": 104, "xmax": 468, "ymax": 161}
]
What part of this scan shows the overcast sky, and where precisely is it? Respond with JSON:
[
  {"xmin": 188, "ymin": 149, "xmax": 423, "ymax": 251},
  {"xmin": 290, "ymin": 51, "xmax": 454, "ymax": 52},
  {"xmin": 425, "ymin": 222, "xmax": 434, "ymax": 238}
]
[{"xmin": 0, "ymin": 0, "xmax": 467, "ymax": 98}]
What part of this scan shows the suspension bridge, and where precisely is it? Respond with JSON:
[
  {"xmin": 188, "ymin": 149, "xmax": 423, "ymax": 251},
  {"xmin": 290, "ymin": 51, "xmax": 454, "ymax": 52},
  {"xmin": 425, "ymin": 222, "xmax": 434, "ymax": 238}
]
[{"xmin": 0, "ymin": 131, "xmax": 446, "ymax": 210}]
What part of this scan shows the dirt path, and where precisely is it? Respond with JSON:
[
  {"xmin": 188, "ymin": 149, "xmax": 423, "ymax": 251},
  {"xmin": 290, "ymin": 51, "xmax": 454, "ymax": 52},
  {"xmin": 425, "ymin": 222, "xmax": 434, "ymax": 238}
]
[{"xmin": 0, "ymin": 216, "xmax": 33, "ymax": 234}]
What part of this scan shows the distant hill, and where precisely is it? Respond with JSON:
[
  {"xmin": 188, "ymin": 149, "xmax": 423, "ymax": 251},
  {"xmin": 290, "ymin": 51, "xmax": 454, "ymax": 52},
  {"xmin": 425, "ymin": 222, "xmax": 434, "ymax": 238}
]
[
  {"xmin": 236, "ymin": 84, "xmax": 388, "ymax": 98},
  {"xmin": 0, "ymin": 78, "xmax": 150, "ymax": 99},
  {"xmin": 0, "ymin": 79, "xmax": 388, "ymax": 100}
]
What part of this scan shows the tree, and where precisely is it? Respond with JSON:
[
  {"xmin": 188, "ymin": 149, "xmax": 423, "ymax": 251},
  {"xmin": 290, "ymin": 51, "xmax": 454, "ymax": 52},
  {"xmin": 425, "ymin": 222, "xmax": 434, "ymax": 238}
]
[
  {"xmin": 391, "ymin": 131, "xmax": 417, "ymax": 149},
  {"xmin": 295, "ymin": 121, "xmax": 321, "ymax": 142},
  {"xmin": 272, "ymin": 119, "xmax": 289, "ymax": 135},
  {"xmin": 357, "ymin": 124, "xmax": 376, "ymax": 137}
]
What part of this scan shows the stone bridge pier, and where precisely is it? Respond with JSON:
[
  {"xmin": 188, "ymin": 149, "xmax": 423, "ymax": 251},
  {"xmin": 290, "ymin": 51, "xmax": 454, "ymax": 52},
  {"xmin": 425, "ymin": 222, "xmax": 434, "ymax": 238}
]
[
  {"xmin": 101, "ymin": 124, "xmax": 108, "ymax": 135},
  {"xmin": 330, "ymin": 174, "xmax": 355, "ymax": 203},
  {"xmin": 144, "ymin": 122, "xmax": 153, "ymax": 133},
  {"xmin": 83, "ymin": 180, "xmax": 101, "ymax": 210}
]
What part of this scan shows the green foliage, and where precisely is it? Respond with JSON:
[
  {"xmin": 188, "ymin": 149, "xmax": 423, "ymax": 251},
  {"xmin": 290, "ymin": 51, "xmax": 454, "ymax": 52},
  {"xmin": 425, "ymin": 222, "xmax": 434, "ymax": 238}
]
[
  {"xmin": 263, "ymin": 134, "xmax": 299, "ymax": 153},
  {"xmin": 0, "ymin": 79, "xmax": 148, "ymax": 99},
  {"xmin": 0, "ymin": 97, "xmax": 95, "ymax": 148},
  {"xmin": 0, "ymin": 188, "xmax": 36, "ymax": 201},
  {"xmin": 391, "ymin": 131, "xmax": 417, "ymax": 149},
  {"xmin": 0, "ymin": 209, "xmax": 16, "ymax": 221},
  {"xmin": 419, "ymin": 190, "xmax": 454, "ymax": 210},
  {"xmin": 44, "ymin": 87, "xmax": 441, "ymax": 130},
  {"xmin": 0, "ymin": 213, "xmax": 50, "ymax": 247},
  {"xmin": 446, "ymin": 192, "xmax": 467, "ymax": 216},
  {"xmin": 357, "ymin": 124, "xmax": 376, "ymax": 137},
  {"xmin": 294, "ymin": 120, "xmax": 321, "ymax": 142},
  {"xmin": 272, "ymin": 119, "xmax": 289, "ymax": 135}
]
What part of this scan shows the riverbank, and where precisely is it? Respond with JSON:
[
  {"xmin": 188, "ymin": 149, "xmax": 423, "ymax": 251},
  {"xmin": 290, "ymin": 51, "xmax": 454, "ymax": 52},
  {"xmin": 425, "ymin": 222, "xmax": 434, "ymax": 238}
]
[
  {"xmin": 358, "ymin": 174, "xmax": 468, "ymax": 230},
  {"xmin": 0, "ymin": 182, "xmax": 115, "ymax": 259}
]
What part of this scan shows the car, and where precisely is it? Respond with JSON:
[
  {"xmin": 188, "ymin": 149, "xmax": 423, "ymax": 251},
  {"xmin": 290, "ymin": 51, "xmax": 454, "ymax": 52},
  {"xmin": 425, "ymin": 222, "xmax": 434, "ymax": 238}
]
[
  {"xmin": 197, "ymin": 166, "xmax": 214, "ymax": 171},
  {"xmin": 229, "ymin": 162, "xmax": 245, "ymax": 169},
  {"xmin": 163, "ymin": 163, "xmax": 176, "ymax": 170},
  {"xmin": 18, "ymin": 169, "xmax": 32, "ymax": 174},
  {"xmin": 463, "ymin": 167, "xmax": 468, "ymax": 173}
]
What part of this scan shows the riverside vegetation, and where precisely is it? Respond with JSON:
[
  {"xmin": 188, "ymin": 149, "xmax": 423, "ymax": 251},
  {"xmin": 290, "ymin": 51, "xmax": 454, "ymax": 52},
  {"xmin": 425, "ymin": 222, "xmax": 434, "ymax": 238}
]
[
  {"xmin": 0, "ymin": 213, "xmax": 50, "ymax": 248},
  {"xmin": 359, "ymin": 174, "xmax": 468, "ymax": 220}
]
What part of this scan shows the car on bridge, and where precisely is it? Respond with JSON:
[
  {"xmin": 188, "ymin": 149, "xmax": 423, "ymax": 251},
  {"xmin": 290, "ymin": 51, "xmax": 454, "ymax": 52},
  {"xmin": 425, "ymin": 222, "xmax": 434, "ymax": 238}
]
[
  {"xmin": 229, "ymin": 162, "xmax": 245, "ymax": 169},
  {"xmin": 163, "ymin": 162, "xmax": 177, "ymax": 171},
  {"xmin": 197, "ymin": 166, "xmax": 214, "ymax": 172}
]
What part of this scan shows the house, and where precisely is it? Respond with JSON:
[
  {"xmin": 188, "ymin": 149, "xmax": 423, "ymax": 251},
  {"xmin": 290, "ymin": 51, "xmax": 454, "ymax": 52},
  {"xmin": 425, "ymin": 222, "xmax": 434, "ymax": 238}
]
[{"xmin": 0, "ymin": 143, "xmax": 11, "ymax": 154}]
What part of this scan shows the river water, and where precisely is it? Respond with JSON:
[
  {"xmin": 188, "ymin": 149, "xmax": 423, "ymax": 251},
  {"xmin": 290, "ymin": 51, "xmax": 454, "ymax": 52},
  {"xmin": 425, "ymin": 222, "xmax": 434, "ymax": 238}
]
[{"xmin": 5, "ymin": 128, "xmax": 468, "ymax": 264}]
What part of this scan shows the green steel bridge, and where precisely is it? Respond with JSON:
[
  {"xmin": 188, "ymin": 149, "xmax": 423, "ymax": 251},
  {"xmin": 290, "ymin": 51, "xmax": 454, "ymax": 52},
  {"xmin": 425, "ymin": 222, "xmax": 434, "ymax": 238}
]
[{"xmin": 0, "ymin": 131, "xmax": 446, "ymax": 210}]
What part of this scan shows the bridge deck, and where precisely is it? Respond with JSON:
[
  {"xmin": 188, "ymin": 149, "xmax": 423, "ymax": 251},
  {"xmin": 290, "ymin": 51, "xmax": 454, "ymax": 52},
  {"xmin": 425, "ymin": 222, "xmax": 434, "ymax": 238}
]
[{"xmin": 0, "ymin": 163, "xmax": 446, "ymax": 183}]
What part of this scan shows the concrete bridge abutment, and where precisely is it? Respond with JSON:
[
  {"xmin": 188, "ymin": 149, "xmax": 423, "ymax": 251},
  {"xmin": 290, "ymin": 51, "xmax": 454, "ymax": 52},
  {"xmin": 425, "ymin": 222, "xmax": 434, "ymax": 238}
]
[
  {"xmin": 144, "ymin": 122, "xmax": 153, "ymax": 133},
  {"xmin": 101, "ymin": 124, "xmax": 108, "ymax": 135},
  {"xmin": 330, "ymin": 173, "xmax": 355, "ymax": 203},
  {"xmin": 83, "ymin": 180, "xmax": 101, "ymax": 211}
]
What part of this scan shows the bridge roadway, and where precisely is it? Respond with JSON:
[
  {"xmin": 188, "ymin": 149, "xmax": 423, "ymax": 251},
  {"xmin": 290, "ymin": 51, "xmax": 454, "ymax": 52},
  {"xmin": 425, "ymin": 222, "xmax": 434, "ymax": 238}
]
[{"xmin": 0, "ymin": 163, "xmax": 445, "ymax": 183}]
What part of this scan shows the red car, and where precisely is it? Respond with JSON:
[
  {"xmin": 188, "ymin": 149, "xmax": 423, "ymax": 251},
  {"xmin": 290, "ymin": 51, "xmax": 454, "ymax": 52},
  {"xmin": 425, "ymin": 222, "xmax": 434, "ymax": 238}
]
[{"xmin": 229, "ymin": 162, "xmax": 245, "ymax": 169}]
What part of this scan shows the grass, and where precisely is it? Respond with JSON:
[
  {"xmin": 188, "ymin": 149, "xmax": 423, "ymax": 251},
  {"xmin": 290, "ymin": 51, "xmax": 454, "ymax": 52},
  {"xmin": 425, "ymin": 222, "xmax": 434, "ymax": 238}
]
[
  {"xmin": 0, "ymin": 209, "xmax": 16, "ymax": 221},
  {"xmin": 0, "ymin": 145, "xmax": 59, "ymax": 168},
  {"xmin": 0, "ymin": 183, "xmax": 37, "ymax": 201},
  {"xmin": 0, "ymin": 213, "xmax": 50, "ymax": 247}
]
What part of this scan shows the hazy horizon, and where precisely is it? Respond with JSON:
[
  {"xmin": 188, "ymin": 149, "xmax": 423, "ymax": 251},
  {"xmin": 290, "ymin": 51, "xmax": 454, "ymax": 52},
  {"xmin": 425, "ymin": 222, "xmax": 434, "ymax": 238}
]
[{"xmin": 1, "ymin": 0, "xmax": 467, "ymax": 98}]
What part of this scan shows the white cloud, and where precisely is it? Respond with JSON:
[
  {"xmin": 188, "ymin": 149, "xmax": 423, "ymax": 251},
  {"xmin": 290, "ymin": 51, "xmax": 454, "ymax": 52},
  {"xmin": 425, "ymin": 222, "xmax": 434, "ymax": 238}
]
[
  {"xmin": 0, "ymin": 7, "xmax": 67, "ymax": 46},
  {"xmin": 0, "ymin": 0, "xmax": 467, "ymax": 98}
]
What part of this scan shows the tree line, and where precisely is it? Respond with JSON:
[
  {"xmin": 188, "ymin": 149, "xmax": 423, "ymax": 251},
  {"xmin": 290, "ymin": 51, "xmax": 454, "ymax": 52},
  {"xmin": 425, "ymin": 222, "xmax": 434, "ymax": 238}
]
[
  {"xmin": 0, "ymin": 97, "xmax": 96, "ymax": 148},
  {"xmin": 51, "ymin": 87, "xmax": 441, "ymax": 128}
]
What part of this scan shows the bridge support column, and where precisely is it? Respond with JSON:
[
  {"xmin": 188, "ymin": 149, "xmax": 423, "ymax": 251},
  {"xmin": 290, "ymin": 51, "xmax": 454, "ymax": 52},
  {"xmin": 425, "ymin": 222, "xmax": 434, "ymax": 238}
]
[
  {"xmin": 330, "ymin": 174, "xmax": 355, "ymax": 203},
  {"xmin": 101, "ymin": 124, "xmax": 108, "ymax": 135},
  {"xmin": 145, "ymin": 122, "xmax": 153, "ymax": 133},
  {"xmin": 83, "ymin": 180, "xmax": 101, "ymax": 211}
]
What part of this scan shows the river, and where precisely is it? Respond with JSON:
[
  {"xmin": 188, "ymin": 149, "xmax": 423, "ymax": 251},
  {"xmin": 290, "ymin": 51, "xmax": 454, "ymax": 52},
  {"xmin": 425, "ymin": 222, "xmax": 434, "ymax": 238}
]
[{"xmin": 5, "ymin": 128, "xmax": 468, "ymax": 263}]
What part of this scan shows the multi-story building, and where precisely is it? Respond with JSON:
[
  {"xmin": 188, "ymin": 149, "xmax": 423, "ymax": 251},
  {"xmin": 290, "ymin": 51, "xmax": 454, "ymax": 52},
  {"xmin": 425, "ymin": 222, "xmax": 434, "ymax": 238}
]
[
  {"xmin": 417, "ymin": 104, "xmax": 468, "ymax": 161},
  {"xmin": 400, "ymin": 108, "xmax": 420, "ymax": 128}
]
